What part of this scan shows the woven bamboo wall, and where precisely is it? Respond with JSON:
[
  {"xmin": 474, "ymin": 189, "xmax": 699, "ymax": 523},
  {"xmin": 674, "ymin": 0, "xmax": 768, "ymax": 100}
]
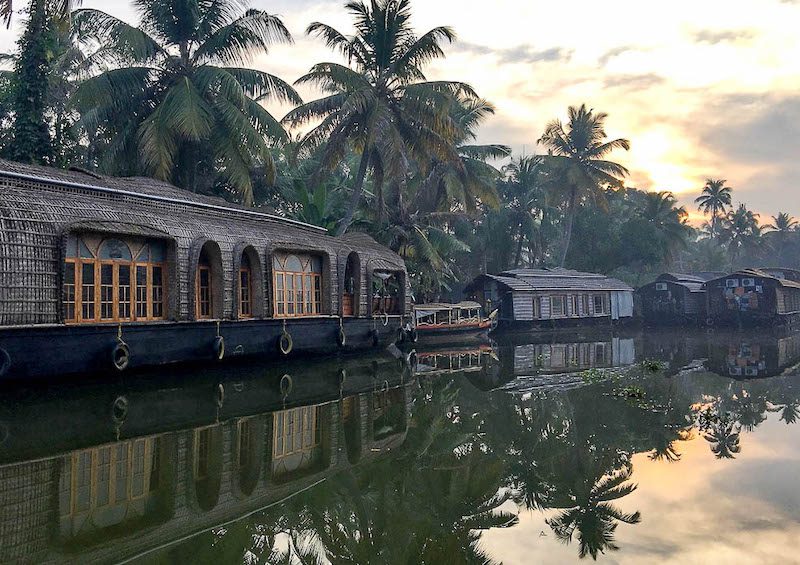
[{"xmin": 0, "ymin": 161, "xmax": 406, "ymax": 327}]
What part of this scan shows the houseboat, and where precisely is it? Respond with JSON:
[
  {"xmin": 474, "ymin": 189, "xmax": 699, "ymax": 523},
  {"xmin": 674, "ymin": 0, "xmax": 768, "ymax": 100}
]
[
  {"xmin": 0, "ymin": 355, "xmax": 412, "ymax": 563},
  {"xmin": 0, "ymin": 159, "xmax": 409, "ymax": 380},
  {"xmin": 635, "ymin": 272, "xmax": 722, "ymax": 325},
  {"xmin": 464, "ymin": 268, "xmax": 634, "ymax": 331},
  {"xmin": 705, "ymin": 268, "xmax": 800, "ymax": 327},
  {"xmin": 407, "ymin": 301, "xmax": 494, "ymax": 344}
]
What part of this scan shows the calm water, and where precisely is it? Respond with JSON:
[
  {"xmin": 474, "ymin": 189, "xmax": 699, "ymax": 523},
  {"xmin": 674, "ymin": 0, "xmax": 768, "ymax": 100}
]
[{"xmin": 1, "ymin": 328, "xmax": 799, "ymax": 564}]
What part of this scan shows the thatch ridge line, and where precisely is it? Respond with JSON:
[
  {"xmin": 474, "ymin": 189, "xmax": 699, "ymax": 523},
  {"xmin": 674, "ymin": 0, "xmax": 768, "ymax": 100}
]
[{"xmin": 0, "ymin": 169, "xmax": 328, "ymax": 234}]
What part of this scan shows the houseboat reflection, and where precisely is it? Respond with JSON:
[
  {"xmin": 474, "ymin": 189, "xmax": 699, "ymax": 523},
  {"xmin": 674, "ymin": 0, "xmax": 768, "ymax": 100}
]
[{"xmin": 0, "ymin": 355, "xmax": 413, "ymax": 563}]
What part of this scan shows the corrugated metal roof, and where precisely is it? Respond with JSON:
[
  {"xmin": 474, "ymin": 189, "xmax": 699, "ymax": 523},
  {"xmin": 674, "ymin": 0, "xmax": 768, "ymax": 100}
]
[{"xmin": 475, "ymin": 272, "xmax": 633, "ymax": 292}]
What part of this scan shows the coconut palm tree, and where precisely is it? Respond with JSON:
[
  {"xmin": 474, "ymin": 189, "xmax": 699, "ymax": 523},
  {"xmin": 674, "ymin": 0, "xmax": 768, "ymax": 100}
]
[
  {"xmin": 538, "ymin": 104, "xmax": 630, "ymax": 267},
  {"xmin": 694, "ymin": 178, "xmax": 733, "ymax": 239},
  {"xmin": 283, "ymin": 0, "xmax": 476, "ymax": 235},
  {"xmin": 720, "ymin": 203, "xmax": 761, "ymax": 264},
  {"xmin": 71, "ymin": 0, "xmax": 300, "ymax": 205},
  {"xmin": 638, "ymin": 191, "xmax": 692, "ymax": 264},
  {"xmin": 414, "ymin": 96, "xmax": 509, "ymax": 217},
  {"xmin": 764, "ymin": 212, "xmax": 798, "ymax": 262}
]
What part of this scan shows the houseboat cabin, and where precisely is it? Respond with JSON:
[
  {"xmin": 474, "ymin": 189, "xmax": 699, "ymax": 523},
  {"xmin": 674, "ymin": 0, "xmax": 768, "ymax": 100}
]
[
  {"xmin": 410, "ymin": 301, "xmax": 493, "ymax": 344},
  {"xmin": 706, "ymin": 268, "xmax": 800, "ymax": 327},
  {"xmin": 635, "ymin": 272, "xmax": 721, "ymax": 325},
  {"xmin": 464, "ymin": 268, "xmax": 634, "ymax": 330},
  {"xmin": 0, "ymin": 159, "xmax": 409, "ymax": 379}
]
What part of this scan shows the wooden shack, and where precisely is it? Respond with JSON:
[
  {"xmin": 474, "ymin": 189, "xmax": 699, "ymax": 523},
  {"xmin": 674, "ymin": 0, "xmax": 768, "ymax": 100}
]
[
  {"xmin": 464, "ymin": 268, "xmax": 634, "ymax": 330},
  {"xmin": 635, "ymin": 272, "xmax": 721, "ymax": 325},
  {"xmin": 0, "ymin": 159, "xmax": 409, "ymax": 379},
  {"xmin": 706, "ymin": 268, "xmax": 800, "ymax": 327}
]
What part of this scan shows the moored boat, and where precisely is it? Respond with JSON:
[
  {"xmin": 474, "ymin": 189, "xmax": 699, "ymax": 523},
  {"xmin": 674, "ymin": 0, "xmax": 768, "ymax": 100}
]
[
  {"xmin": 407, "ymin": 301, "xmax": 494, "ymax": 344},
  {"xmin": 0, "ymin": 159, "xmax": 410, "ymax": 380}
]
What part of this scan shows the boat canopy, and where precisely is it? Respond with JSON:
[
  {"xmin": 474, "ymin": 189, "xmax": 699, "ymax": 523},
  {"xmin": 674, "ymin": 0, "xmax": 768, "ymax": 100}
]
[{"xmin": 413, "ymin": 301, "xmax": 482, "ymax": 320}]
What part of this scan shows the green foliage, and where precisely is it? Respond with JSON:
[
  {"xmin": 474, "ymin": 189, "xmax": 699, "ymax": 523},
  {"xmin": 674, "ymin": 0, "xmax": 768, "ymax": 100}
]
[
  {"xmin": 7, "ymin": 0, "xmax": 54, "ymax": 163},
  {"xmin": 71, "ymin": 0, "xmax": 299, "ymax": 204}
]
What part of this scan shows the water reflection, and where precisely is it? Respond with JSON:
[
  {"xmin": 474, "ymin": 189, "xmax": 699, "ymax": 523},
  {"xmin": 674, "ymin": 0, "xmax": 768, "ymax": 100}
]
[{"xmin": 0, "ymin": 329, "xmax": 799, "ymax": 563}]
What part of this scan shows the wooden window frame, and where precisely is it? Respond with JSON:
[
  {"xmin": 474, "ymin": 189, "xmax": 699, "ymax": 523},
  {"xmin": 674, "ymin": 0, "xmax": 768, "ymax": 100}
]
[
  {"xmin": 272, "ymin": 266, "xmax": 323, "ymax": 318},
  {"xmin": 551, "ymin": 295, "xmax": 567, "ymax": 317},
  {"xmin": 196, "ymin": 265, "xmax": 213, "ymax": 319},
  {"xmin": 239, "ymin": 267, "xmax": 253, "ymax": 319},
  {"xmin": 65, "ymin": 250, "xmax": 166, "ymax": 324},
  {"xmin": 593, "ymin": 294, "xmax": 607, "ymax": 315}
]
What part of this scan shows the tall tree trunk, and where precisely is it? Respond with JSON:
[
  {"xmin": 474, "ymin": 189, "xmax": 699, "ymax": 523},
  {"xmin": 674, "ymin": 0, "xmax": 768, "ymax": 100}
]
[
  {"xmin": 559, "ymin": 188, "xmax": 577, "ymax": 267},
  {"xmin": 335, "ymin": 147, "xmax": 370, "ymax": 236},
  {"xmin": 514, "ymin": 222, "xmax": 524, "ymax": 267}
]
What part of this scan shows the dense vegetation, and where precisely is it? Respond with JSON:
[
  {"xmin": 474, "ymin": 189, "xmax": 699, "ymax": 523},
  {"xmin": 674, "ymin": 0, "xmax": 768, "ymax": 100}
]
[{"xmin": 2, "ymin": 0, "xmax": 798, "ymax": 298}]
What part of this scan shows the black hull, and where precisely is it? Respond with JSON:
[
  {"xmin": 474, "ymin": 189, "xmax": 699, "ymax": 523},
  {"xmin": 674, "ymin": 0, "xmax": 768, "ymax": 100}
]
[
  {"xmin": 709, "ymin": 311, "xmax": 800, "ymax": 329},
  {"xmin": 0, "ymin": 316, "xmax": 404, "ymax": 381}
]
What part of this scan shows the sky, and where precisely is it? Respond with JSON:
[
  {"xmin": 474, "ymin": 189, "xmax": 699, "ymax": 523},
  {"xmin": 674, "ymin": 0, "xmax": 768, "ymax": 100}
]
[{"xmin": 2, "ymin": 0, "xmax": 799, "ymax": 221}]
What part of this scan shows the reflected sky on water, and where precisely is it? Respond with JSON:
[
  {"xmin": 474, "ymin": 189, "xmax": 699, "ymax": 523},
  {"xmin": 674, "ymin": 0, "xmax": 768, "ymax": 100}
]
[{"xmin": 0, "ymin": 328, "xmax": 799, "ymax": 564}]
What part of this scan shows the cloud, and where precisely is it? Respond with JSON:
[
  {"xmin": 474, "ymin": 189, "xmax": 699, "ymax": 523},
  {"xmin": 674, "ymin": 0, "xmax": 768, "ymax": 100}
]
[
  {"xmin": 598, "ymin": 45, "xmax": 636, "ymax": 66},
  {"xmin": 692, "ymin": 29, "xmax": 755, "ymax": 44},
  {"xmin": 452, "ymin": 42, "xmax": 573, "ymax": 65},
  {"xmin": 603, "ymin": 73, "xmax": 666, "ymax": 91}
]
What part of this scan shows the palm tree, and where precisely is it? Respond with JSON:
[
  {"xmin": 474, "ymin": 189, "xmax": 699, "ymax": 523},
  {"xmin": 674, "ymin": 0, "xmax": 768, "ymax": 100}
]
[
  {"xmin": 415, "ymin": 96, "xmax": 509, "ymax": 216},
  {"xmin": 638, "ymin": 191, "xmax": 692, "ymax": 264},
  {"xmin": 765, "ymin": 212, "xmax": 798, "ymax": 262},
  {"xmin": 694, "ymin": 178, "xmax": 732, "ymax": 239},
  {"xmin": 283, "ymin": 0, "xmax": 475, "ymax": 235},
  {"xmin": 501, "ymin": 155, "xmax": 554, "ymax": 267},
  {"xmin": 538, "ymin": 104, "xmax": 630, "ymax": 267},
  {"xmin": 721, "ymin": 203, "xmax": 761, "ymax": 264},
  {"xmin": 72, "ymin": 0, "xmax": 300, "ymax": 205}
]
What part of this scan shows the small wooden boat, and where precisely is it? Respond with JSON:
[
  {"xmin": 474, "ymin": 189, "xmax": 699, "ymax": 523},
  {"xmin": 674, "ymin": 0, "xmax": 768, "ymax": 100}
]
[{"xmin": 408, "ymin": 301, "xmax": 495, "ymax": 344}]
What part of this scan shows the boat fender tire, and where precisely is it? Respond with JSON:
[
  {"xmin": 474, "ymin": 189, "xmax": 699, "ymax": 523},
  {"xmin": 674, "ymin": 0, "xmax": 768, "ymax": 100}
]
[
  {"xmin": 112, "ymin": 342, "xmax": 130, "ymax": 372},
  {"xmin": 705, "ymin": 317, "xmax": 714, "ymax": 327},
  {"xmin": 278, "ymin": 332, "xmax": 293, "ymax": 355},
  {"xmin": 213, "ymin": 335, "xmax": 225, "ymax": 360},
  {"xmin": 338, "ymin": 368, "xmax": 347, "ymax": 387},
  {"xmin": 112, "ymin": 395, "xmax": 129, "ymax": 424},
  {"xmin": 371, "ymin": 329, "xmax": 380, "ymax": 347},
  {"xmin": 0, "ymin": 349, "xmax": 10, "ymax": 378},
  {"xmin": 381, "ymin": 312, "xmax": 389, "ymax": 326},
  {"xmin": 337, "ymin": 327, "xmax": 347, "ymax": 347},
  {"xmin": 279, "ymin": 374, "xmax": 293, "ymax": 398},
  {"xmin": 215, "ymin": 383, "xmax": 225, "ymax": 408}
]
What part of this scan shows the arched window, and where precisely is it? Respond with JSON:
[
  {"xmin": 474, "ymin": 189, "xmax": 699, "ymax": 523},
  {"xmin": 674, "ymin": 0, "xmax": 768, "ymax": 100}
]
[
  {"xmin": 196, "ymin": 250, "xmax": 213, "ymax": 319},
  {"xmin": 343, "ymin": 253, "xmax": 359, "ymax": 317},
  {"xmin": 239, "ymin": 254, "xmax": 252, "ymax": 318},
  {"xmin": 64, "ymin": 235, "xmax": 167, "ymax": 323},
  {"xmin": 272, "ymin": 252, "xmax": 323, "ymax": 317}
]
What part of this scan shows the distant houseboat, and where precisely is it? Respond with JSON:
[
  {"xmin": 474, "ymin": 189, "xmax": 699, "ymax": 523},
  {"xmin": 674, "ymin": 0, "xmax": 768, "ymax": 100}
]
[
  {"xmin": 0, "ymin": 159, "xmax": 409, "ymax": 380},
  {"xmin": 464, "ymin": 268, "xmax": 634, "ymax": 330},
  {"xmin": 635, "ymin": 272, "xmax": 722, "ymax": 325},
  {"xmin": 705, "ymin": 268, "xmax": 800, "ymax": 327},
  {"xmin": 408, "ymin": 301, "xmax": 493, "ymax": 344}
]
